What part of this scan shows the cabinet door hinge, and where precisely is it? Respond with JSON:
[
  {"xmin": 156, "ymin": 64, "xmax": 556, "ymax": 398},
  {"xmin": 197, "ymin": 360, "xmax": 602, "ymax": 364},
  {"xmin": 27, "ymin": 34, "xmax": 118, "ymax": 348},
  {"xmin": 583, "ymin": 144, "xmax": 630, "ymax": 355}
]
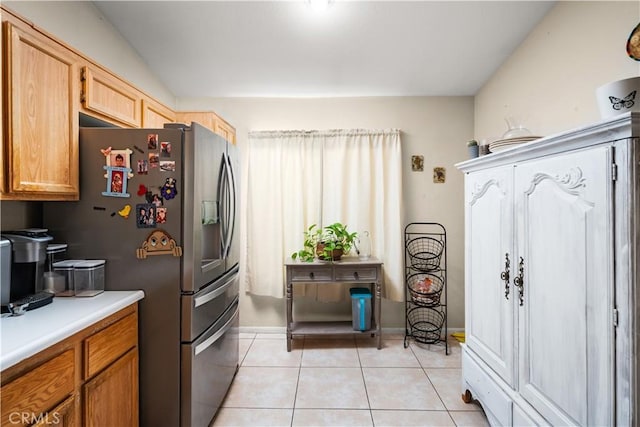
[
  {"xmin": 613, "ymin": 308, "xmax": 619, "ymax": 327},
  {"xmin": 612, "ymin": 163, "xmax": 618, "ymax": 181}
]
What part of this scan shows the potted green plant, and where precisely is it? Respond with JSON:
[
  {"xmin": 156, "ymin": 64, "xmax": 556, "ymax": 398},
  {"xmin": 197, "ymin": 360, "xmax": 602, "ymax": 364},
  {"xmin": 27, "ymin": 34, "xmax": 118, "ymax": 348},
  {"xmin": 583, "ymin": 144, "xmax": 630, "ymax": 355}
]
[{"xmin": 291, "ymin": 222, "xmax": 358, "ymax": 262}]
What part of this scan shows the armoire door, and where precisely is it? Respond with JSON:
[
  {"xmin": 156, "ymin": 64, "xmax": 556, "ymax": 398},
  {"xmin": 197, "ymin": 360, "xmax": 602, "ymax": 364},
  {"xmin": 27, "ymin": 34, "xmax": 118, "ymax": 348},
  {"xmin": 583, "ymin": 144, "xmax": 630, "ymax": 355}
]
[
  {"xmin": 514, "ymin": 145, "xmax": 615, "ymax": 426},
  {"xmin": 465, "ymin": 165, "xmax": 515, "ymax": 386}
]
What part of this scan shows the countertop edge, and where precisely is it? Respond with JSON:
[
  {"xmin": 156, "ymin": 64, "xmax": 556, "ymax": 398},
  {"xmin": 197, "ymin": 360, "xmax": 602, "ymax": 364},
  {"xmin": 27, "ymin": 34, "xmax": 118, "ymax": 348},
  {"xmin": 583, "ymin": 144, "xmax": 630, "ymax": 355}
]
[{"xmin": 1, "ymin": 290, "xmax": 144, "ymax": 371}]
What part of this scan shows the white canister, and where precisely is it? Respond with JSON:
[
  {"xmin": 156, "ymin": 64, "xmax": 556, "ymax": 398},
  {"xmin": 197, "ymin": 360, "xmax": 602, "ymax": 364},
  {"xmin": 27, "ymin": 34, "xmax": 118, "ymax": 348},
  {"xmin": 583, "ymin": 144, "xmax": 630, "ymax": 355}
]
[
  {"xmin": 53, "ymin": 260, "xmax": 81, "ymax": 296},
  {"xmin": 73, "ymin": 260, "xmax": 105, "ymax": 297},
  {"xmin": 595, "ymin": 76, "xmax": 640, "ymax": 119}
]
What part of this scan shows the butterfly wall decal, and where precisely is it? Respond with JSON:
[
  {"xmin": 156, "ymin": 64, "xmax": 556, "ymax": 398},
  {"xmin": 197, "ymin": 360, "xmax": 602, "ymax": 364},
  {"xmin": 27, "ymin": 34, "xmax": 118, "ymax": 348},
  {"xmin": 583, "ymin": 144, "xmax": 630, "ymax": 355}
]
[{"xmin": 609, "ymin": 90, "xmax": 636, "ymax": 110}]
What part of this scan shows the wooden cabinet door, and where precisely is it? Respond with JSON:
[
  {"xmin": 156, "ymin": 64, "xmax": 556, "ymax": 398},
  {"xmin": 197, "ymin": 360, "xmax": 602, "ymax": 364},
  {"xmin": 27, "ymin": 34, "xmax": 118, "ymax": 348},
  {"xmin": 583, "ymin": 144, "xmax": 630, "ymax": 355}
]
[
  {"xmin": 514, "ymin": 146, "xmax": 614, "ymax": 426},
  {"xmin": 32, "ymin": 393, "xmax": 80, "ymax": 427},
  {"xmin": 213, "ymin": 115, "xmax": 236, "ymax": 144},
  {"xmin": 2, "ymin": 21, "xmax": 79, "ymax": 199},
  {"xmin": 83, "ymin": 348, "xmax": 139, "ymax": 427},
  {"xmin": 464, "ymin": 165, "xmax": 515, "ymax": 387},
  {"xmin": 0, "ymin": 349, "xmax": 75, "ymax": 427},
  {"xmin": 142, "ymin": 98, "xmax": 175, "ymax": 128},
  {"xmin": 174, "ymin": 111, "xmax": 216, "ymax": 131},
  {"xmin": 174, "ymin": 111, "xmax": 236, "ymax": 143},
  {"xmin": 81, "ymin": 65, "xmax": 141, "ymax": 128}
]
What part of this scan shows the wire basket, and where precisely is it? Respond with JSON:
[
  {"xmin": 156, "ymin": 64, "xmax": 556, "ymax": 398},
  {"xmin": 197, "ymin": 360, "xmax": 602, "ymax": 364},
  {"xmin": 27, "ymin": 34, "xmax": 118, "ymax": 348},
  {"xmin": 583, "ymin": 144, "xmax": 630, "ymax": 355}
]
[
  {"xmin": 406, "ymin": 237, "xmax": 444, "ymax": 271},
  {"xmin": 407, "ymin": 307, "xmax": 445, "ymax": 344},
  {"xmin": 406, "ymin": 273, "xmax": 444, "ymax": 307}
]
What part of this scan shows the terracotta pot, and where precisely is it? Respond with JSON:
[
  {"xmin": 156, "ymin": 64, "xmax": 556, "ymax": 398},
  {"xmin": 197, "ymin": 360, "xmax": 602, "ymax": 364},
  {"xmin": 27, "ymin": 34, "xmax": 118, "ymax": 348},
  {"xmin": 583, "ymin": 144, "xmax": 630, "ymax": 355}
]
[{"xmin": 316, "ymin": 243, "xmax": 344, "ymax": 261}]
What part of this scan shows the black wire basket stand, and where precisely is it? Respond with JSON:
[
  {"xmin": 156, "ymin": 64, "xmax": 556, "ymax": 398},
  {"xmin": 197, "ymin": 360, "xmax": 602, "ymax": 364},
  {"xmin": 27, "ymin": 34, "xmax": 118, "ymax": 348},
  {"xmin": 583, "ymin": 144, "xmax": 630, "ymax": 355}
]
[{"xmin": 403, "ymin": 222, "xmax": 448, "ymax": 354}]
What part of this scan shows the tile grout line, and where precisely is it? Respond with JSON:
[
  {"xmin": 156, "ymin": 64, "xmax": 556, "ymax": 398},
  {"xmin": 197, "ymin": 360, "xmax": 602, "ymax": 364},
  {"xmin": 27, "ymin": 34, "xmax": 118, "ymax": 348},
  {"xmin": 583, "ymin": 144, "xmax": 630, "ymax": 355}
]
[
  {"xmin": 355, "ymin": 336, "xmax": 376, "ymax": 426},
  {"xmin": 289, "ymin": 335, "xmax": 305, "ymax": 427}
]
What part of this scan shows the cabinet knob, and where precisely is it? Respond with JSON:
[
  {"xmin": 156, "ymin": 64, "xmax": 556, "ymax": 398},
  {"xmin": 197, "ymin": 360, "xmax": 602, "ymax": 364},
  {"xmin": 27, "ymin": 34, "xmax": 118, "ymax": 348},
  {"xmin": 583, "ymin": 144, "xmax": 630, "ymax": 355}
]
[
  {"xmin": 309, "ymin": 272, "xmax": 315, "ymax": 279},
  {"xmin": 354, "ymin": 271, "xmax": 359, "ymax": 279}
]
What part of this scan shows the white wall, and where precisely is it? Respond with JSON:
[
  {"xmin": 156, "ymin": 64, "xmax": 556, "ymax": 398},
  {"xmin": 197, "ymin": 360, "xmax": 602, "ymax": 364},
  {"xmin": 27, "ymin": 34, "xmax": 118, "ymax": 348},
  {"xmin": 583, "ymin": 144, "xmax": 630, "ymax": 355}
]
[
  {"xmin": 178, "ymin": 97, "xmax": 473, "ymax": 329},
  {"xmin": 3, "ymin": 1, "xmax": 176, "ymax": 107},
  {"xmin": 475, "ymin": 1, "xmax": 640, "ymax": 140}
]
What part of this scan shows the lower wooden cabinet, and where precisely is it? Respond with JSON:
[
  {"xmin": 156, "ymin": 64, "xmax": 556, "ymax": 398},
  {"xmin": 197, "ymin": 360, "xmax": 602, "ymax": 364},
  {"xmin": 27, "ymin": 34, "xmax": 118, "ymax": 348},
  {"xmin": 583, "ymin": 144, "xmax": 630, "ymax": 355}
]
[
  {"xmin": 0, "ymin": 304, "xmax": 139, "ymax": 427},
  {"xmin": 0, "ymin": 349, "xmax": 76, "ymax": 426},
  {"xmin": 84, "ymin": 348, "xmax": 138, "ymax": 427},
  {"xmin": 33, "ymin": 394, "xmax": 80, "ymax": 427}
]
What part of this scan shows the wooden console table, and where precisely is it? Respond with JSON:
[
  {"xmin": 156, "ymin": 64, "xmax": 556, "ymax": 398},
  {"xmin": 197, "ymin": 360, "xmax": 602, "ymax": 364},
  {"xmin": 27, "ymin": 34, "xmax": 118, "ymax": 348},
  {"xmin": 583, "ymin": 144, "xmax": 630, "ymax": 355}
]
[{"xmin": 285, "ymin": 256, "xmax": 383, "ymax": 351}]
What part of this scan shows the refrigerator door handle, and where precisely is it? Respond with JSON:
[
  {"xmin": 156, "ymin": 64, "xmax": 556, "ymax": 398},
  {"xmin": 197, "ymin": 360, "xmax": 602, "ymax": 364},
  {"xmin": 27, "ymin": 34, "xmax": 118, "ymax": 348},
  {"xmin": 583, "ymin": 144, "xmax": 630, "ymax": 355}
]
[
  {"xmin": 195, "ymin": 303, "xmax": 239, "ymax": 356},
  {"xmin": 222, "ymin": 152, "xmax": 236, "ymax": 259},
  {"xmin": 194, "ymin": 273, "xmax": 238, "ymax": 308},
  {"xmin": 217, "ymin": 155, "xmax": 229, "ymax": 256}
]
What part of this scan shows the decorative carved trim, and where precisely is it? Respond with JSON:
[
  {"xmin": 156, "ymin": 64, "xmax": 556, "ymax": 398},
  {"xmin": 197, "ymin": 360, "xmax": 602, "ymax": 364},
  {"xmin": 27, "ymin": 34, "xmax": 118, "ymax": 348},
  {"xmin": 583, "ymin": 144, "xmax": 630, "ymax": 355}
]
[
  {"xmin": 526, "ymin": 167, "xmax": 586, "ymax": 196},
  {"xmin": 470, "ymin": 179, "xmax": 503, "ymax": 204}
]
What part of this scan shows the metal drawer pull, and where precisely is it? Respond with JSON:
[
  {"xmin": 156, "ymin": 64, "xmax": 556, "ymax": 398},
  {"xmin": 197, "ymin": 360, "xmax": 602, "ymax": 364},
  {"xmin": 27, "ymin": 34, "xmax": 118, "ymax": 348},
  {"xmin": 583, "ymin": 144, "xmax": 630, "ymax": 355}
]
[
  {"xmin": 501, "ymin": 253, "xmax": 510, "ymax": 300},
  {"xmin": 194, "ymin": 274, "xmax": 237, "ymax": 307},
  {"xmin": 195, "ymin": 305, "xmax": 239, "ymax": 355},
  {"xmin": 354, "ymin": 271, "xmax": 359, "ymax": 279},
  {"xmin": 309, "ymin": 272, "xmax": 314, "ymax": 279},
  {"xmin": 513, "ymin": 257, "xmax": 525, "ymax": 306}
]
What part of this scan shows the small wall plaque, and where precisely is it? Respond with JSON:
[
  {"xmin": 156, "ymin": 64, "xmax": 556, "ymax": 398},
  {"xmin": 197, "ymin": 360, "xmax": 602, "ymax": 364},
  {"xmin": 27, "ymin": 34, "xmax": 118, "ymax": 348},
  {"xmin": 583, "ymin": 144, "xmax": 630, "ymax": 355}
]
[
  {"xmin": 433, "ymin": 167, "xmax": 446, "ymax": 183},
  {"xmin": 411, "ymin": 155, "xmax": 424, "ymax": 172}
]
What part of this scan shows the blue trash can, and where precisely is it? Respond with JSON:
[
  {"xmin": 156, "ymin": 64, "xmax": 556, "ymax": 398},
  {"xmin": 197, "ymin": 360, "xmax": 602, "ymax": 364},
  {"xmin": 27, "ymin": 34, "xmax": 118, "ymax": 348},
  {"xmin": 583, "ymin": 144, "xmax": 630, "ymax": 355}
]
[{"xmin": 350, "ymin": 287, "xmax": 372, "ymax": 331}]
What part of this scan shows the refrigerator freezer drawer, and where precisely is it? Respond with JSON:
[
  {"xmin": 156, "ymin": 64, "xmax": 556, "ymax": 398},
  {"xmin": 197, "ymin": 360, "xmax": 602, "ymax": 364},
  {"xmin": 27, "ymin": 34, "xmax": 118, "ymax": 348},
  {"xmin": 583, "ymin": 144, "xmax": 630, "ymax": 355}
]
[
  {"xmin": 181, "ymin": 298, "xmax": 239, "ymax": 427},
  {"xmin": 181, "ymin": 266, "xmax": 239, "ymax": 342}
]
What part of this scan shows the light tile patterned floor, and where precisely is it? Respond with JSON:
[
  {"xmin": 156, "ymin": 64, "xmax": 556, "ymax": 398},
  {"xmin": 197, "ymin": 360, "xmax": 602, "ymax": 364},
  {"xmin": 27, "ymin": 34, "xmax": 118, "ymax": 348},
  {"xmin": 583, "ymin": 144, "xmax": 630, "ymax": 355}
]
[{"xmin": 213, "ymin": 333, "xmax": 489, "ymax": 427}]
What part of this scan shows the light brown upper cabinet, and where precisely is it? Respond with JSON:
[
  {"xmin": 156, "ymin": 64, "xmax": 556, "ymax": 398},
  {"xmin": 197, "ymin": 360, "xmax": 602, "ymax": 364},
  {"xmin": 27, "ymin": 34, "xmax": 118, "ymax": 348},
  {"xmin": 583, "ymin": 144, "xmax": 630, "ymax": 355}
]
[
  {"xmin": 214, "ymin": 114, "xmax": 236, "ymax": 144},
  {"xmin": 2, "ymin": 20, "xmax": 80, "ymax": 200},
  {"xmin": 142, "ymin": 98, "xmax": 176, "ymax": 128},
  {"xmin": 174, "ymin": 111, "xmax": 236, "ymax": 143},
  {"xmin": 80, "ymin": 65, "xmax": 142, "ymax": 128},
  {"xmin": 1, "ymin": 6, "xmax": 236, "ymax": 202},
  {"xmin": 174, "ymin": 111, "xmax": 216, "ymax": 131}
]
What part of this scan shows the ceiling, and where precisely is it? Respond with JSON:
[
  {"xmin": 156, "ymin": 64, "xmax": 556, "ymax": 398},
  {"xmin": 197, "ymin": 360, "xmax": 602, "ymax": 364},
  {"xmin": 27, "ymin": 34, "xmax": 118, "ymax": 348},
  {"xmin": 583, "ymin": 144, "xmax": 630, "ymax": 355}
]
[{"xmin": 93, "ymin": 1, "xmax": 555, "ymax": 98}]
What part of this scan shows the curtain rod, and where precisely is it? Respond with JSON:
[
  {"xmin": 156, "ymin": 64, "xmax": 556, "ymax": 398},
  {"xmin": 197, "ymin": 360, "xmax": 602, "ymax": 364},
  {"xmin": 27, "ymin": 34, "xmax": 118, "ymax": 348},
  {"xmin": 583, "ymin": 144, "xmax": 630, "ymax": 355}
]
[{"xmin": 248, "ymin": 129, "xmax": 401, "ymax": 138}]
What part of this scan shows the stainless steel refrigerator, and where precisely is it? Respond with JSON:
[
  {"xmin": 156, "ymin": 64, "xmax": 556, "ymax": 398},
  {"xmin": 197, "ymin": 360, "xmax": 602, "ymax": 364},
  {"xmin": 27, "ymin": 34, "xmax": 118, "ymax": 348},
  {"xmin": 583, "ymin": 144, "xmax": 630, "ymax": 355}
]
[{"xmin": 43, "ymin": 122, "xmax": 239, "ymax": 427}]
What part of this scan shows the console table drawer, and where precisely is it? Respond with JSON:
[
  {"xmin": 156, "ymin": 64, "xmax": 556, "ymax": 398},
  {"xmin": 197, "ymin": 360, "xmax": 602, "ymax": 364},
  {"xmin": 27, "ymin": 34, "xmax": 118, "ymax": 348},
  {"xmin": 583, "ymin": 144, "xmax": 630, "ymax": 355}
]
[
  {"xmin": 335, "ymin": 267, "xmax": 378, "ymax": 281},
  {"xmin": 289, "ymin": 266, "xmax": 333, "ymax": 281}
]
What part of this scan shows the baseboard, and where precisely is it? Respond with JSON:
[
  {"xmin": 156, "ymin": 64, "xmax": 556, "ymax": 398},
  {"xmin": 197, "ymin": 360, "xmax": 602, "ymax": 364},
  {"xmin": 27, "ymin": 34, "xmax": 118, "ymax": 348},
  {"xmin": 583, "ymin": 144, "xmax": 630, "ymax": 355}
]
[{"xmin": 239, "ymin": 326, "xmax": 465, "ymax": 335}]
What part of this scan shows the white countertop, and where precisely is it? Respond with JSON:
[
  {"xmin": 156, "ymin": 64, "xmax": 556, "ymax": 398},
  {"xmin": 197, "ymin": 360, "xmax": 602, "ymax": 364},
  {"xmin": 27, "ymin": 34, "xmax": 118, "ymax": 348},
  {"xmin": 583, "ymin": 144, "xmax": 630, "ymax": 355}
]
[{"xmin": 0, "ymin": 290, "xmax": 144, "ymax": 371}]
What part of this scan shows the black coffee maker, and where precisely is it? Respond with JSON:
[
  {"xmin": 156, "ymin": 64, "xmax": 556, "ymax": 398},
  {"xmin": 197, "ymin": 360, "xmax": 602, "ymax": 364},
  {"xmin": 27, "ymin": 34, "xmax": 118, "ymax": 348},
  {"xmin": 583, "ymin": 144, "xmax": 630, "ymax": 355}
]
[{"xmin": 1, "ymin": 229, "xmax": 53, "ymax": 313}]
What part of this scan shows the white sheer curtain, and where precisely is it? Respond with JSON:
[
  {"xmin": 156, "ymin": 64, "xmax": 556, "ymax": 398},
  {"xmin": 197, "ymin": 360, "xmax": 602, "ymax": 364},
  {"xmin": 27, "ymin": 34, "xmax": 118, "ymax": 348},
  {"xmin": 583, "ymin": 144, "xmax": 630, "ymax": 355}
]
[{"xmin": 240, "ymin": 129, "xmax": 404, "ymax": 302}]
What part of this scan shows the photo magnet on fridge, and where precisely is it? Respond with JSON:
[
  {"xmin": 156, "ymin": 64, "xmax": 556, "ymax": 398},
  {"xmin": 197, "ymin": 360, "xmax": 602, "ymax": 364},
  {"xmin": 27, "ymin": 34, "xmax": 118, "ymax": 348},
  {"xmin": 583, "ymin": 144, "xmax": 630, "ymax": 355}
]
[
  {"xmin": 161, "ymin": 141, "xmax": 172, "ymax": 157},
  {"xmin": 102, "ymin": 166, "xmax": 132, "ymax": 198},
  {"xmin": 156, "ymin": 207, "xmax": 167, "ymax": 224},
  {"xmin": 103, "ymin": 148, "xmax": 134, "ymax": 178},
  {"xmin": 147, "ymin": 133, "xmax": 158, "ymax": 150},
  {"xmin": 136, "ymin": 203, "xmax": 157, "ymax": 228}
]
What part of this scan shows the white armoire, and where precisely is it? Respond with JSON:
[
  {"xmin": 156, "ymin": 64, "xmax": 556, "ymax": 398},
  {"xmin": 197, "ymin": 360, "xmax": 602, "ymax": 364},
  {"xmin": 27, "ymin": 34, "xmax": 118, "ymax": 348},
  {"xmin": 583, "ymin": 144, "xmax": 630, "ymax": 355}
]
[{"xmin": 456, "ymin": 112, "xmax": 638, "ymax": 426}]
